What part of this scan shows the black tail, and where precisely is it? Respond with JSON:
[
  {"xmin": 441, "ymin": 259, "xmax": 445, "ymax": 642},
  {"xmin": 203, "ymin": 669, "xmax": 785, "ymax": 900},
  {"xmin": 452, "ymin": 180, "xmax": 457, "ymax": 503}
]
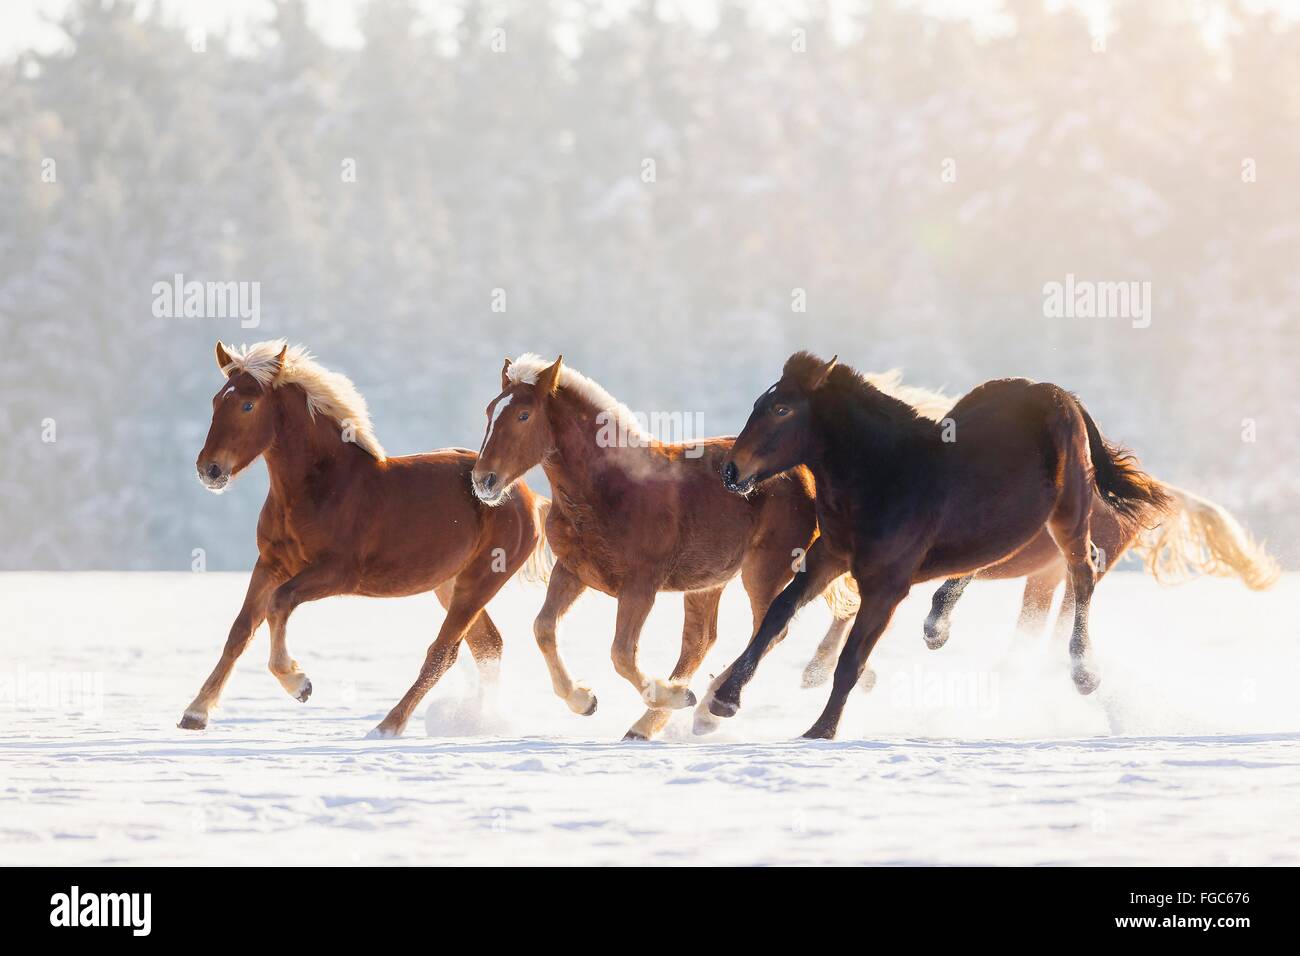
[{"xmin": 1075, "ymin": 399, "xmax": 1172, "ymax": 525}]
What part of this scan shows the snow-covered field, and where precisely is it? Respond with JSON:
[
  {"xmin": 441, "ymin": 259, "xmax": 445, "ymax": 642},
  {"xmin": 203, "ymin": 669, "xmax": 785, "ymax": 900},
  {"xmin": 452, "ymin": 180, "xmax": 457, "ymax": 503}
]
[{"xmin": 2, "ymin": 571, "xmax": 1298, "ymax": 866}]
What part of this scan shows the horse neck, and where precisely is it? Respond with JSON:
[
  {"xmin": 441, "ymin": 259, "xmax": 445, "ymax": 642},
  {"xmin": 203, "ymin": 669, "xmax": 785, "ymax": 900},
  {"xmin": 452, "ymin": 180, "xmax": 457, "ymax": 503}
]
[
  {"xmin": 540, "ymin": 389, "xmax": 623, "ymax": 506},
  {"xmin": 262, "ymin": 387, "xmax": 366, "ymax": 503},
  {"xmin": 811, "ymin": 383, "xmax": 932, "ymax": 492}
]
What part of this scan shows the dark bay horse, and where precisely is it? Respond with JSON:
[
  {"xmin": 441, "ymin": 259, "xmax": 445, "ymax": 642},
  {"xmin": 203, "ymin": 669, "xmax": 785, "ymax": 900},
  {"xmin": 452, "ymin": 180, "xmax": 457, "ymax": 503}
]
[
  {"xmin": 470, "ymin": 354, "xmax": 855, "ymax": 740},
  {"xmin": 700, "ymin": 351, "xmax": 1172, "ymax": 740},
  {"xmin": 181, "ymin": 340, "xmax": 548, "ymax": 737},
  {"xmin": 799, "ymin": 376, "xmax": 1279, "ymax": 686}
]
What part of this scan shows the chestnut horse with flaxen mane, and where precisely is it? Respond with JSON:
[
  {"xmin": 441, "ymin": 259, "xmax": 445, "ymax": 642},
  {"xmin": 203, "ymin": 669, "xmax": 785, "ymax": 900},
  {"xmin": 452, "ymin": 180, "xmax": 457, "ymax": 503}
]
[
  {"xmin": 181, "ymin": 340, "xmax": 548, "ymax": 738},
  {"xmin": 470, "ymin": 354, "xmax": 856, "ymax": 741},
  {"xmin": 697, "ymin": 351, "xmax": 1172, "ymax": 740}
]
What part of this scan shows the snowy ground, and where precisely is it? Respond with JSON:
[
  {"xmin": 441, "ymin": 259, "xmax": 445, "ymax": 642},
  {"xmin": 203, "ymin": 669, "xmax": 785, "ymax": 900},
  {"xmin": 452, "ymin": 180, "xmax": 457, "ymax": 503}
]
[{"xmin": 2, "ymin": 570, "xmax": 1298, "ymax": 866}]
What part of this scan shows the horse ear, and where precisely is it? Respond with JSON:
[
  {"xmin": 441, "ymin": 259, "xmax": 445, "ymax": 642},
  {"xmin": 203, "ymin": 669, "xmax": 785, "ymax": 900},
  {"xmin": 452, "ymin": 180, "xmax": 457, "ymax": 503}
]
[
  {"xmin": 536, "ymin": 355, "xmax": 564, "ymax": 397},
  {"xmin": 215, "ymin": 342, "xmax": 234, "ymax": 376},
  {"xmin": 501, "ymin": 358, "xmax": 513, "ymax": 391},
  {"xmin": 808, "ymin": 354, "xmax": 839, "ymax": 391},
  {"xmin": 270, "ymin": 344, "xmax": 288, "ymax": 380}
]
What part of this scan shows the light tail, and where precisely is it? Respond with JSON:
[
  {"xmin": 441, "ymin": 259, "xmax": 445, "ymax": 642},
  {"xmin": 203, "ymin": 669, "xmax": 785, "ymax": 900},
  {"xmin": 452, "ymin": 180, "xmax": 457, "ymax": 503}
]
[
  {"xmin": 520, "ymin": 496, "xmax": 555, "ymax": 586},
  {"xmin": 1133, "ymin": 485, "xmax": 1280, "ymax": 591},
  {"xmin": 823, "ymin": 572, "xmax": 860, "ymax": 620}
]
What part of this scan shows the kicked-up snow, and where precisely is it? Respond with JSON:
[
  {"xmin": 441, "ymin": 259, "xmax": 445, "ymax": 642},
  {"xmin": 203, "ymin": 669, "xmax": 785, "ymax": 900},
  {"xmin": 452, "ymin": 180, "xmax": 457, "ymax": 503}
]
[{"xmin": 1, "ymin": 571, "xmax": 1297, "ymax": 865}]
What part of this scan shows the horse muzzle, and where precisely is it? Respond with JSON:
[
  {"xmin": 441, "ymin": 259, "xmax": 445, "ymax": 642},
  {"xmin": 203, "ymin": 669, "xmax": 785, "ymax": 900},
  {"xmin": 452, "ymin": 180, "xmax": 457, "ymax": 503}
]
[
  {"xmin": 470, "ymin": 470, "xmax": 505, "ymax": 505},
  {"xmin": 197, "ymin": 460, "xmax": 231, "ymax": 493},
  {"xmin": 721, "ymin": 460, "xmax": 757, "ymax": 496}
]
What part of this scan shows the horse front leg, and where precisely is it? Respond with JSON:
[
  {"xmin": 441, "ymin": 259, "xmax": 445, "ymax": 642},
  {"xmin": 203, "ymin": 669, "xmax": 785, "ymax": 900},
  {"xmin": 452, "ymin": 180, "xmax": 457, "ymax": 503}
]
[
  {"xmin": 624, "ymin": 586, "xmax": 723, "ymax": 740},
  {"xmin": 699, "ymin": 538, "xmax": 846, "ymax": 727},
  {"xmin": 803, "ymin": 573, "xmax": 909, "ymax": 740},
  {"xmin": 179, "ymin": 560, "xmax": 282, "ymax": 730},
  {"xmin": 264, "ymin": 562, "xmax": 353, "ymax": 705},
  {"xmin": 610, "ymin": 586, "xmax": 693, "ymax": 710},
  {"xmin": 531, "ymin": 563, "xmax": 595, "ymax": 716}
]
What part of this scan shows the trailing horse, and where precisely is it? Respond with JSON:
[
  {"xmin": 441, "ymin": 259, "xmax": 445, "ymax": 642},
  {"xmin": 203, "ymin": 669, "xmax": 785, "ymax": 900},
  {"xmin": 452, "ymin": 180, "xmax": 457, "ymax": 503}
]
[
  {"xmin": 800, "ymin": 374, "xmax": 1279, "ymax": 686},
  {"xmin": 181, "ymin": 340, "xmax": 548, "ymax": 737},
  {"xmin": 471, "ymin": 354, "xmax": 856, "ymax": 740},
  {"xmin": 698, "ymin": 352, "xmax": 1172, "ymax": 740}
]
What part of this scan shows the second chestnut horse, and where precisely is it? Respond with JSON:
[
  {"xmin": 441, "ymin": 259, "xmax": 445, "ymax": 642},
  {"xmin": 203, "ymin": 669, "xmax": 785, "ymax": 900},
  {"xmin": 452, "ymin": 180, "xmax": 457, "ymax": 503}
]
[{"xmin": 470, "ymin": 354, "xmax": 855, "ymax": 740}]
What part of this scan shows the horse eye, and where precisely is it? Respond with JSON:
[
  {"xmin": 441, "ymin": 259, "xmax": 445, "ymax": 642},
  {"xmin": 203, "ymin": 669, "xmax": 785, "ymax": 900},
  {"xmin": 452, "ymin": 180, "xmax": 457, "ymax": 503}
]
[
  {"xmin": 773, "ymin": 404, "xmax": 791, "ymax": 417},
  {"xmin": 518, "ymin": 411, "xmax": 530, "ymax": 422},
  {"xmin": 242, "ymin": 402, "xmax": 254, "ymax": 413}
]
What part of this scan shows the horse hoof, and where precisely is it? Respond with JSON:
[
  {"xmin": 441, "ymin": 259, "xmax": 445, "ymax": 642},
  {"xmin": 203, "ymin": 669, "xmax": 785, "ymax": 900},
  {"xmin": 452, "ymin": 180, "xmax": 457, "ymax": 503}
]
[
  {"xmin": 567, "ymin": 686, "xmax": 598, "ymax": 716},
  {"xmin": 708, "ymin": 695, "xmax": 739, "ymax": 719},
  {"xmin": 693, "ymin": 708, "xmax": 721, "ymax": 735},
  {"xmin": 642, "ymin": 681, "xmax": 695, "ymax": 709},
  {"xmin": 1072, "ymin": 667, "xmax": 1101, "ymax": 695},
  {"xmin": 295, "ymin": 679, "xmax": 313, "ymax": 703},
  {"xmin": 177, "ymin": 710, "xmax": 208, "ymax": 731},
  {"xmin": 923, "ymin": 618, "xmax": 950, "ymax": 650},
  {"xmin": 366, "ymin": 724, "xmax": 402, "ymax": 739},
  {"xmin": 801, "ymin": 724, "xmax": 836, "ymax": 740},
  {"xmin": 801, "ymin": 663, "xmax": 830, "ymax": 688},
  {"xmin": 858, "ymin": 667, "xmax": 878, "ymax": 694},
  {"xmin": 623, "ymin": 730, "xmax": 648, "ymax": 742}
]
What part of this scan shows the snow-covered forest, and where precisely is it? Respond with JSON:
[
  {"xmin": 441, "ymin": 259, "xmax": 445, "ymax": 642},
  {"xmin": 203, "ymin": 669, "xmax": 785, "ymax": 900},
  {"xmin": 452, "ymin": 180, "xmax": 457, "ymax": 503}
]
[{"xmin": 1, "ymin": 0, "xmax": 1297, "ymax": 570}]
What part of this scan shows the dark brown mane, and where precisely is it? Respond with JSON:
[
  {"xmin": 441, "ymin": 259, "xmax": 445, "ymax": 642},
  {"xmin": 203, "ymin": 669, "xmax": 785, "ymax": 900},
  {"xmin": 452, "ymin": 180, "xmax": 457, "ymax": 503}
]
[{"xmin": 785, "ymin": 351, "xmax": 934, "ymax": 433}]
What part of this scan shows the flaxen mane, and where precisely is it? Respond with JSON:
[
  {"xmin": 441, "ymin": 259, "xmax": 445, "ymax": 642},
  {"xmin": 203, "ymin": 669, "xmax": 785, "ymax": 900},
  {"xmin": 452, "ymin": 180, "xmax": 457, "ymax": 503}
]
[
  {"xmin": 864, "ymin": 369, "xmax": 955, "ymax": 423},
  {"xmin": 508, "ymin": 353, "xmax": 651, "ymax": 444},
  {"xmin": 219, "ymin": 339, "xmax": 386, "ymax": 460}
]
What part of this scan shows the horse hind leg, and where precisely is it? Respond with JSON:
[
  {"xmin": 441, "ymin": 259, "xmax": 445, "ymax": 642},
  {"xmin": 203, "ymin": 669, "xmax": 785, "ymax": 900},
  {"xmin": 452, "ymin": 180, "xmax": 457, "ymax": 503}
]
[
  {"xmin": 436, "ymin": 580, "xmax": 503, "ymax": 705},
  {"xmin": 625, "ymin": 586, "xmax": 723, "ymax": 741},
  {"xmin": 1048, "ymin": 512, "xmax": 1100, "ymax": 695},
  {"xmin": 801, "ymin": 615, "xmax": 850, "ymax": 688},
  {"xmin": 922, "ymin": 574, "xmax": 974, "ymax": 650},
  {"xmin": 1017, "ymin": 563, "xmax": 1064, "ymax": 639},
  {"xmin": 800, "ymin": 614, "xmax": 876, "ymax": 693}
]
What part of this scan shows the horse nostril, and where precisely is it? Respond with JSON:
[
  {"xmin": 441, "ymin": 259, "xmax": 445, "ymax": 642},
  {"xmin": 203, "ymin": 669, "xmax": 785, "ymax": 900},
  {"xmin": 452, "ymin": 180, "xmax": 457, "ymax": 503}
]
[
  {"xmin": 482, "ymin": 472, "xmax": 498, "ymax": 492},
  {"xmin": 205, "ymin": 463, "xmax": 222, "ymax": 480},
  {"xmin": 723, "ymin": 462, "xmax": 738, "ymax": 486}
]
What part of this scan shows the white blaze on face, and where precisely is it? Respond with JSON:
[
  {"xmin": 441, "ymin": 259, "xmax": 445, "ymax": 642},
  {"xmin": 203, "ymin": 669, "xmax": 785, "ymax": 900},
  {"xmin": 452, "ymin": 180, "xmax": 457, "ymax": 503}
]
[
  {"xmin": 220, "ymin": 384, "xmax": 237, "ymax": 401},
  {"xmin": 483, "ymin": 393, "xmax": 516, "ymax": 453}
]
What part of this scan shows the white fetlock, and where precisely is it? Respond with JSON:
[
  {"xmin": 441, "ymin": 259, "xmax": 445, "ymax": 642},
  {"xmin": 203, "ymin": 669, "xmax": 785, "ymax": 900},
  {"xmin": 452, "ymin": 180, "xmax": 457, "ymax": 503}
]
[
  {"xmin": 641, "ymin": 680, "xmax": 695, "ymax": 710},
  {"xmin": 565, "ymin": 685, "xmax": 597, "ymax": 716},
  {"xmin": 692, "ymin": 701, "xmax": 722, "ymax": 736}
]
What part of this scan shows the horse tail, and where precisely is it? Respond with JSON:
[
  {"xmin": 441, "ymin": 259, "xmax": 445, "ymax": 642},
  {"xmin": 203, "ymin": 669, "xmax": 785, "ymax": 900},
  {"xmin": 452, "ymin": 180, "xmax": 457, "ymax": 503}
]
[
  {"xmin": 520, "ymin": 495, "xmax": 554, "ymax": 586},
  {"xmin": 1075, "ymin": 399, "xmax": 1172, "ymax": 526},
  {"xmin": 1130, "ymin": 484, "xmax": 1280, "ymax": 591},
  {"xmin": 822, "ymin": 572, "xmax": 860, "ymax": 620}
]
